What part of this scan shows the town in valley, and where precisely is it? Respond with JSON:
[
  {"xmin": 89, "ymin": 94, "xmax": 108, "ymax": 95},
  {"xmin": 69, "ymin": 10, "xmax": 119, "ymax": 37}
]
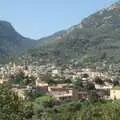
[{"xmin": 0, "ymin": 60, "xmax": 120, "ymax": 102}]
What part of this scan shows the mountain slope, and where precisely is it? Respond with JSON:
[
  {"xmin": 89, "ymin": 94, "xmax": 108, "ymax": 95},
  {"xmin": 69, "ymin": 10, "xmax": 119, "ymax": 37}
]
[
  {"xmin": 37, "ymin": 30, "xmax": 65, "ymax": 45},
  {"xmin": 0, "ymin": 20, "xmax": 36, "ymax": 58},
  {"xmin": 27, "ymin": 1, "xmax": 120, "ymax": 65}
]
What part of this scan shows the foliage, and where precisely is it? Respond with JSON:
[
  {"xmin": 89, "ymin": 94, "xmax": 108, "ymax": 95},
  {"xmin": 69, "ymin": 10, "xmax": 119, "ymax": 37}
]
[
  {"xmin": 1, "ymin": 84, "xmax": 120, "ymax": 120},
  {"xmin": 32, "ymin": 100, "xmax": 120, "ymax": 120},
  {"xmin": 80, "ymin": 101, "xmax": 120, "ymax": 120},
  {"xmin": 0, "ymin": 20, "xmax": 36, "ymax": 59},
  {"xmin": 0, "ymin": 84, "xmax": 24, "ymax": 120},
  {"xmin": 8, "ymin": 72, "xmax": 35, "ymax": 86},
  {"xmin": 73, "ymin": 78, "xmax": 84, "ymax": 91},
  {"xmin": 94, "ymin": 76, "xmax": 104, "ymax": 85},
  {"xmin": 27, "ymin": 90, "xmax": 45, "ymax": 101}
]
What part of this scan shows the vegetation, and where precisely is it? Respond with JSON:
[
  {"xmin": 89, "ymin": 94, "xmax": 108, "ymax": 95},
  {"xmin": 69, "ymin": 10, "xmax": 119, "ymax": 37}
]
[
  {"xmin": 0, "ymin": 20, "xmax": 36, "ymax": 59},
  {"xmin": 0, "ymin": 84, "xmax": 27, "ymax": 120},
  {"xmin": 8, "ymin": 71, "xmax": 36, "ymax": 86},
  {"xmin": 1, "ymin": 1, "xmax": 120, "ymax": 120},
  {"xmin": 32, "ymin": 99, "xmax": 120, "ymax": 120},
  {"xmin": 1, "ymin": 82, "xmax": 120, "ymax": 120}
]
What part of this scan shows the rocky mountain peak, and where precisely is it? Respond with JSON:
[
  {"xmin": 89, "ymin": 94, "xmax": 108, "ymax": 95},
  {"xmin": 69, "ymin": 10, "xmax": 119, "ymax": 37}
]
[
  {"xmin": 78, "ymin": 1, "xmax": 120, "ymax": 28},
  {"xmin": 107, "ymin": 1, "xmax": 120, "ymax": 11}
]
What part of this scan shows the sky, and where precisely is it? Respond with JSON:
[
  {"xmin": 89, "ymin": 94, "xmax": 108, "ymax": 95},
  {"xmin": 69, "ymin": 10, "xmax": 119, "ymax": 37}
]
[{"xmin": 0, "ymin": 0, "xmax": 118, "ymax": 39}]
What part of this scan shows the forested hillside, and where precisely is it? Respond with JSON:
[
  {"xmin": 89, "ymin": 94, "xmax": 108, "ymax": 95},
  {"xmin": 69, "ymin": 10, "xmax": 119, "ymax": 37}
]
[
  {"xmin": 0, "ymin": 20, "xmax": 36, "ymax": 58},
  {"xmin": 27, "ymin": 1, "xmax": 120, "ymax": 65}
]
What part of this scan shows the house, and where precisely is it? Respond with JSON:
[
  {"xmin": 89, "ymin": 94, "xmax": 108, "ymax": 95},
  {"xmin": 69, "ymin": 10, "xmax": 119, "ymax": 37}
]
[
  {"xmin": 96, "ymin": 89, "xmax": 110, "ymax": 100},
  {"xmin": 95, "ymin": 84, "xmax": 113, "ymax": 90},
  {"xmin": 48, "ymin": 85, "xmax": 72, "ymax": 101},
  {"xmin": 0, "ymin": 79, "xmax": 8, "ymax": 84},
  {"xmin": 12, "ymin": 87, "xmax": 28, "ymax": 100},
  {"xmin": 30, "ymin": 87, "xmax": 48, "ymax": 95},
  {"xmin": 36, "ymin": 79, "xmax": 48, "ymax": 87},
  {"xmin": 72, "ymin": 89, "xmax": 88, "ymax": 101},
  {"xmin": 94, "ymin": 84, "xmax": 113, "ymax": 99},
  {"xmin": 110, "ymin": 86, "xmax": 120, "ymax": 100},
  {"xmin": 35, "ymin": 78, "xmax": 48, "ymax": 93},
  {"xmin": 52, "ymin": 69, "xmax": 61, "ymax": 77}
]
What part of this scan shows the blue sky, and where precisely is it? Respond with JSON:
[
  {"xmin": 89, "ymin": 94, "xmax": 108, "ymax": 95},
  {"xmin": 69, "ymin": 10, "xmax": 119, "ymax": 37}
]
[{"xmin": 0, "ymin": 0, "xmax": 117, "ymax": 39}]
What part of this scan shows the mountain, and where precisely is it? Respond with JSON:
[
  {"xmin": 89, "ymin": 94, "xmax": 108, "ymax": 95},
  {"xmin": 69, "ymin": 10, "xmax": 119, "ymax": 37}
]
[
  {"xmin": 37, "ymin": 30, "xmax": 65, "ymax": 44},
  {"xmin": 0, "ymin": 20, "xmax": 36, "ymax": 58},
  {"xmin": 26, "ymin": 1, "xmax": 120, "ymax": 66}
]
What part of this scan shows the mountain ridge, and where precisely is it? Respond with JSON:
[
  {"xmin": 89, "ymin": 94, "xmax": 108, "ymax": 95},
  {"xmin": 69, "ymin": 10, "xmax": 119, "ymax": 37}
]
[
  {"xmin": 0, "ymin": 20, "xmax": 36, "ymax": 58},
  {"xmin": 26, "ymin": 1, "xmax": 120, "ymax": 65},
  {"xmin": 1, "ymin": 1, "xmax": 120, "ymax": 65}
]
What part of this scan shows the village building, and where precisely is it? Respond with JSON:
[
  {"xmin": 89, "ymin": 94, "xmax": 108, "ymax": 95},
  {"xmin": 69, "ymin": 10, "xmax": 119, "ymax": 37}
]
[
  {"xmin": 12, "ymin": 86, "xmax": 29, "ymax": 100},
  {"xmin": 0, "ymin": 79, "xmax": 8, "ymax": 84},
  {"xmin": 72, "ymin": 89, "xmax": 88, "ymax": 101},
  {"xmin": 94, "ymin": 83, "xmax": 113, "ymax": 99},
  {"xmin": 110, "ymin": 86, "xmax": 120, "ymax": 100},
  {"xmin": 51, "ymin": 69, "xmax": 61, "ymax": 77},
  {"xmin": 35, "ymin": 78, "xmax": 48, "ymax": 93},
  {"xmin": 48, "ymin": 84, "xmax": 72, "ymax": 100}
]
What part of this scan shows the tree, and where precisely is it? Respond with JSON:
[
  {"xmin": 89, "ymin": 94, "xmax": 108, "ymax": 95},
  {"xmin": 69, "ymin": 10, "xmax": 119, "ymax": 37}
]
[
  {"xmin": 33, "ymin": 96, "xmax": 59, "ymax": 119},
  {"xmin": 85, "ymin": 82, "xmax": 95, "ymax": 91},
  {"xmin": 73, "ymin": 78, "xmax": 84, "ymax": 91},
  {"xmin": 94, "ymin": 76, "xmax": 104, "ymax": 85},
  {"xmin": 113, "ymin": 80, "xmax": 119, "ymax": 86},
  {"xmin": 81, "ymin": 73, "xmax": 89, "ymax": 78},
  {"xmin": 0, "ymin": 84, "xmax": 24, "ymax": 120},
  {"xmin": 88, "ymin": 90, "xmax": 99, "ymax": 103},
  {"xmin": 80, "ymin": 102, "xmax": 120, "ymax": 120},
  {"xmin": 0, "ymin": 84, "xmax": 34, "ymax": 120}
]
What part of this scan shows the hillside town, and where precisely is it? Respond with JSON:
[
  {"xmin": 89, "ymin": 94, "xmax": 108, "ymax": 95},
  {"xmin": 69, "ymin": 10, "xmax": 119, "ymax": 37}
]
[{"xmin": 0, "ymin": 62, "xmax": 120, "ymax": 101}]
